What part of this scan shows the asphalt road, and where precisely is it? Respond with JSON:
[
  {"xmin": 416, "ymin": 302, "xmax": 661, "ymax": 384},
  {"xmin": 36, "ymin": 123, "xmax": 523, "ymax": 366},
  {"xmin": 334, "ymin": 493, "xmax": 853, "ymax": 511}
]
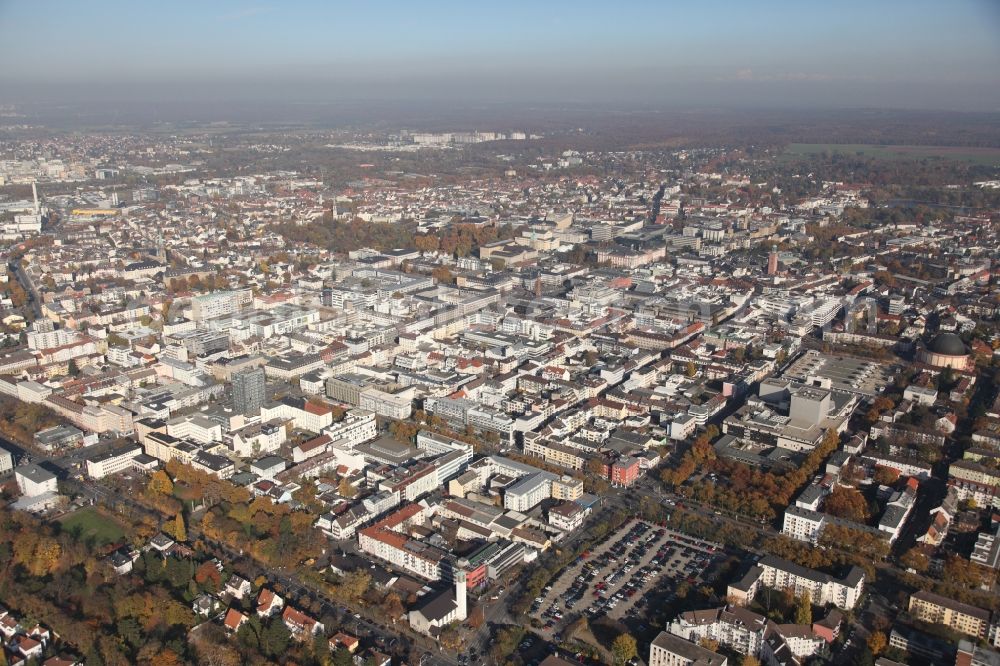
[{"xmin": 12, "ymin": 261, "xmax": 43, "ymax": 320}]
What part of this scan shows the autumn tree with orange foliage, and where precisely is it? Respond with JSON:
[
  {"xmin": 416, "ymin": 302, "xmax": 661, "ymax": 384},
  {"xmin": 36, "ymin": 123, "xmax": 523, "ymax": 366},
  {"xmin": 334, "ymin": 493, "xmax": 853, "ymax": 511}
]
[
  {"xmin": 195, "ymin": 560, "xmax": 223, "ymax": 591},
  {"xmin": 0, "ymin": 509, "xmax": 203, "ymax": 663},
  {"xmin": 674, "ymin": 428, "xmax": 842, "ymax": 521},
  {"xmin": 872, "ymin": 465, "xmax": 900, "ymax": 486},
  {"xmin": 823, "ymin": 486, "xmax": 871, "ymax": 523}
]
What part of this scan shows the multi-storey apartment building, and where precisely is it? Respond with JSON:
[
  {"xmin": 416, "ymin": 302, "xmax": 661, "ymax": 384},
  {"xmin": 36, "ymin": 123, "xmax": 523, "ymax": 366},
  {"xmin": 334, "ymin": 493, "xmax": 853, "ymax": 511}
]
[
  {"xmin": 758, "ymin": 556, "xmax": 865, "ymax": 610},
  {"xmin": 86, "ymin": 444, "xmax": 143, "ymax": 479},
  {"xmin": 358, "ymin": 504, "xmax": 447, "ymax": 581},
  {"xmin": 908, "ymin": 591, "xmax": 990, "ymax": 639},
  {"xmin": 649, "ymin": 632, "xmax": 728, "ymax": 666}
]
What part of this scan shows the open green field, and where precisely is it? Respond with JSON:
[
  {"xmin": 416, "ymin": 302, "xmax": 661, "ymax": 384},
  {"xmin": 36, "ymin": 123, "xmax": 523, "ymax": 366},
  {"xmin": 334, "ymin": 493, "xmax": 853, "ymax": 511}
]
[
  {"xmin": 59, "ymin": 507, "xmax": 126, "ymax": 547},
  {"xmin": 784, "ymin": 143, "xmax": 1000, "ymax": 165}
]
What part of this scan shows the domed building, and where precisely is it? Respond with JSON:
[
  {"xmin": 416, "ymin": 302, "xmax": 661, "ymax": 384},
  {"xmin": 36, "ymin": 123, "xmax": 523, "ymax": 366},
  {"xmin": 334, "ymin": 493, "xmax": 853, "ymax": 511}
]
[{"xmin": 919, "ymin": 332, "xmax": 972, "ymax": 371}]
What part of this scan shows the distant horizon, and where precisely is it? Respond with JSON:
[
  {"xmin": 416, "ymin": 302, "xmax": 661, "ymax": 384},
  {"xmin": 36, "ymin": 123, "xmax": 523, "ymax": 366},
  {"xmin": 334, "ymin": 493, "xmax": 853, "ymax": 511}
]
[
  {"xmin": 3, "ymin": 101, "xmax": 1000, "ymax": 149},
  {"xmin": 7, "ymin": 89, "xmax": 1000, "ymax": 114},
  {"xmin": 2, "ymin": 0, "xmax": 999, "ymax": 113}
]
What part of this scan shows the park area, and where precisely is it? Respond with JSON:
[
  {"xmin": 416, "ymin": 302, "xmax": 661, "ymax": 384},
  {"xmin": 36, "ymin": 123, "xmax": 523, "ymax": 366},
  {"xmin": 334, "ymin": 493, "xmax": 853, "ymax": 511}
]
[
  {"xmin": 59, "ymin": 506, "xmax": 126, "ymax": 547},
  {"xmin": 784, "ymin": 142, "xmax": 1000, "ymax": 166}
]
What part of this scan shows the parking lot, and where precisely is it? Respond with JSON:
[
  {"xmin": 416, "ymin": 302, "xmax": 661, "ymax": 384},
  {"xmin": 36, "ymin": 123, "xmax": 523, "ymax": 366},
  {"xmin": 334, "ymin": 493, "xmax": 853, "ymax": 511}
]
[{"xmin": 530, "ymin": 519, "xmax": 721, "ymax": 635}]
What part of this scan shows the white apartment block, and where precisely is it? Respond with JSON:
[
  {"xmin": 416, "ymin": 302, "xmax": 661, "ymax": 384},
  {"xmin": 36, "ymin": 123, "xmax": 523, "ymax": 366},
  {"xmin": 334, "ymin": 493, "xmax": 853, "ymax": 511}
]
[
  {"xmin": 504, "ymin": 472, "xmax": 557, "ymax": 512},
  {"xmin": 548, "ymin": 502, "xmax": 587, "ymax": 531},
  {"xmin": 26, "ymin": 323, "xmax": 79, "ymax": 350},
  {"xmin": 15, "ymin": 464, "xmax": 58, "ymax": 497},
  {"xmin": 860, "ymin": 453, "xmax": 932, "ymax": 480},
  {"xmin": 86, "ymin": 445, "xmax": 142, "ymax": 480},
  {"xmin": 649, "ymin": 632, "xmax": 728, "ymax": 666},
  {"xmin": 782, "ymin": 505, "xmax": 827, "ymax": 543},
  {"xmin": 804, "ymin": 297, "xmax": 843, "ymax": 328},
  {"xmin": 241, "ymin": 305, "xmax": 319, "ymax": 338},
  {"xmin": 191, "ymin": 289, "xmax": 251, "ymax": 321},
  {"xmin": 142, "ymin": 431, "xmax": 200, "ymax": 465},
  {"xmin": 416, "ymin": 430, "xmax": 473, "ymax": 458},
  {"xmin": 16, "ymin": 380, "xmax": 51, "ymax": 404},
  {"xmin": 468, "ymin": 405, "xmax": 514, "ymax": 440},
  {"xmin": 431, "ymin": 449, "xmax": 472, "ymax": 485},
  {"xmin": 0, "ymin": 445, "xmax": 13, "ymax": 477},
  {"xmin": 359, "ymin": 386, "xmax": 413, "ymax": 420},
  {"xmin": 43, "ymin": 396, "xmax": 135, "ymax": 435},
  {"xmin": 322, "ymin": 408, "xmax": 378, "ymax": 448},
  {"xmin": 903, "ymin": 385, "xmax": 938, "ymax": 406},
  {"xmin": 315, "ymin": 503, "xmax": 375, "ymax": 541},
  {"xmin": 264, "ymin": 354, "xmax": 325, "ymax": 381},
  {"xmin": 228, "ymin": 420, "xmax": 286, "ymax": 458},
  {"xmin": 758, "ymin": 556, "xmax": 865, "ymax": 610},
  {"xmin": 669, "ymin": 606, "xmax": 767, "ymax": 657},
  {"xmin": 167, "ymin": 413, "xmax": 222, "ymax": 444},
  {"xmin": 424, "ymin": 395, "xmax": 513, "ymax": 442},
  {"xmin": 191, "ymin": 451, "xmax": 236, "ymax": 479},
  {"xmin": 669, "ymin": 413, "xmax": 698, "ymax": 440},
  {"xmin": 36, "ymin": 337, "xmax": 98, "ymax": 364},
  {"xmin": 261, "ymin": 397, "xmax": 334, "ymax": 433},
  {"xmin": 767, "ymin": 627, "xmax": 826, "ymax": 661},
  {"xmin": 379, "ymin": 464, "xmax": 439, "ymax": 503}
]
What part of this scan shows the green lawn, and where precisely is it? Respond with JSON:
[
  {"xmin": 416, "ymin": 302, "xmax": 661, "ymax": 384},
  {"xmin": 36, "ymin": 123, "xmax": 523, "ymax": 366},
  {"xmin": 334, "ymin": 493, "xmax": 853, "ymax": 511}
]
[
  {"xmin": 59, "ymin": 507, "xmax": 126, "ymax": 547},
  {"xmin": 784, "ymin": 143, "xmax": 1000, "ymax": 166}
]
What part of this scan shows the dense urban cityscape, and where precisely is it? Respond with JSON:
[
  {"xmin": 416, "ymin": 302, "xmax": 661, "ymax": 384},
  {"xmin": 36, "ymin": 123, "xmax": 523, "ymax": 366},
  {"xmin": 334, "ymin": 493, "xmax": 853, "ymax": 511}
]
[{"xmin": 1, "ymin": 2, "xmax": 1000, "ymax": 666}]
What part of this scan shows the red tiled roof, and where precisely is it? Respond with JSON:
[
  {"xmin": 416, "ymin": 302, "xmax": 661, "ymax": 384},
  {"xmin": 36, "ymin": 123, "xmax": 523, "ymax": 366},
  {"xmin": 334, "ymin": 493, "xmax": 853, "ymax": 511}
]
[
  {"xmin": 299, "ymin": 434, "xmax": 332, "ymax": 453},
  {"xmin": 331, "ymin": 632, "xmax": 359, "ymax": 649},
  {"xmin": 282, "ymin": 605, "xmax": 318, "ymax": 632},
  {"xmin": 16, "ymin": 636, "xmax": 41, "ymax": 652},
  {"xmin": 304, "ymin": 401, "xmax": 332, "ymax": 416},
  {"xmin": 257, "ymin": 588, "xmax": 276, "ymax": 612},
  {"xmin": 224, "ymin": 608, "xmax": 247, "ymax": 630}
]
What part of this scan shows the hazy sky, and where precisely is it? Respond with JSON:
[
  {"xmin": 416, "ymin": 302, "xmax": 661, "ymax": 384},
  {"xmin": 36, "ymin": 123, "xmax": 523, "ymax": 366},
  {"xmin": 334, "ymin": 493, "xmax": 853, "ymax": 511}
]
[{"xmin": 2, "ymin": 0, "xmax": 999, "ymax": 111}]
